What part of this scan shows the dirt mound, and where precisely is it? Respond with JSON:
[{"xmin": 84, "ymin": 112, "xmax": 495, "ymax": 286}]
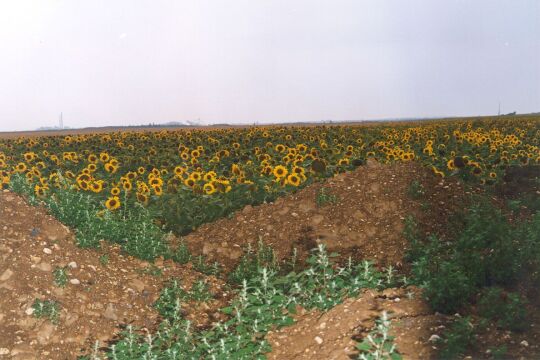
[
  {"xmin": 0, "ymin": 190, "xmax": 226, "ymax": 360},
  {"xmin": 182, "ymin": 160, "xmax": 469, "ymax": 270},
  {"xmin": 266, "ymin": 286, "xmax": 442, "ymax": 359}
]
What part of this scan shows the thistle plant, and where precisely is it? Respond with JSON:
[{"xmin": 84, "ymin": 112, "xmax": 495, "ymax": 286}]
[
  {"xmin": 32, "ymin": 299, "xmax": 61, "ymax": 324},
  {"xmin": 357, "ymin": 311, "xmax": 402, "ymax": 360}
]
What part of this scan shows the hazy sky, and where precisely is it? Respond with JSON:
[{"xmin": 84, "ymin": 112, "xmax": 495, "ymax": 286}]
[{"xmin": 0, "ymin": 1, "xmax": 539, "ymax": 131}]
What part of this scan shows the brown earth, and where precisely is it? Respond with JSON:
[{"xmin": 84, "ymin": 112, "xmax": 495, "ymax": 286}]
[
  {"xmin": 0, "ymin": 190, "xmax": 227, "ymax": 360},
  {"xmin": 181, "ymin": 160, "xmax": 473, "ymax": 271},
  {"xmin": 266, "ymin": 286, "xmax": 443, "ymax": 360}
]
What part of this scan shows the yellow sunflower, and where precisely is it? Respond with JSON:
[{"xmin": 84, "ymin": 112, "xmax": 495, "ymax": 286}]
[
  {"xmin": 105, "ymin": 196, "xmax": 121, "ymax": 211},
  {"xmin": 273, "ymin": 165, "xmax": 288, "ymax": 178}
]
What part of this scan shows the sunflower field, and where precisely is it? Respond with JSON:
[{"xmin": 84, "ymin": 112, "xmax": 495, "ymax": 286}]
[{"xmin": 1, "ymin": 116, "xmax": 539, "ymax": 259}]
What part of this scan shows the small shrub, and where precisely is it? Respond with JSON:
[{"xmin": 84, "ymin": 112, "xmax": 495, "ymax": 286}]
[
  {"xmin": 171, "ymin": 240, "xmax": 191, "ymax": 264},
  {"xmin": 439, "ymin": 317, "xmax": 474, "ymax": 360},
  {"xmin": 478, "ymin": 287, "xmax": 528, "ymax": 331},
  {"xmin": 192, "ymin": 255, "xmax": 221, "ymax": 276}
]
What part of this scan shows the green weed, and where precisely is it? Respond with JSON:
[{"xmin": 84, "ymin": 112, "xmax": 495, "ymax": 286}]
[
  {"xmin": 407, "ymin": 180, "xmax": 425, "ymax": 200},
  {"xmin": 357, "ymin": 311, "xmax": 402, "ymax": 360},
  {"xmin": 478, "ymin": 287, "xmax": 528, "ymax": 332},
  {"xmin": 32, "ymin": 299, "xmax": 61, "ymax": 324},
  {"xmin": 438, "ymin": 317, "xmax": 474, "ymax": 360},
  {"xmin": 53, "ymin": 266, "xmax": 68, "ymax": 287},
  {"xmin": 316, "ymin": 187, "xmax": 339, "ymax": 207}
]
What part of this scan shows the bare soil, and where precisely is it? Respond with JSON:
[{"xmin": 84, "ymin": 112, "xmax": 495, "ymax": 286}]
[
  {"xmin": 266, "ymin": 286, "xmax": 442, "ymax": 360},
  {"xmin": 0, "ymin": 190, "xmax": 227, "ymax": 359},
  {"xmin": 181, "ymin": 160, "xmax": 473, "ymax": 271}
]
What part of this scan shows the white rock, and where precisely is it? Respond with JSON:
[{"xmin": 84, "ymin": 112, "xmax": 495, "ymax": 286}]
[
  {"xmin": 0, "ymin": 269, "xmax": 13, "ymax": 281},
  {"xmin": 25, "ymin": 307, "xmax": 34, "ymax": 316},
  {"xmin": 43, "ymin": 248, "xmax": 52, "ymax": 254},
  {"xmin": 428, "ymin": 334, "xmax": 441, "ymax": 342},
  {"xmin": 70, "ymin": 279, "xmax": 81, "ymax": 285},
  {"xmin": 314, "ymin": 336, "xmax": 323, "ymax": 345},
  {"xmin": 0, "ymin": 348, "xmax": 9, "ymax": 355},
  {"xmin": 68, "ymin": 261, "xmax": 77, "ymax": 269},
  {"xmin": 520, "ymin": 340, "xmax": 529, "ymax": 347}
]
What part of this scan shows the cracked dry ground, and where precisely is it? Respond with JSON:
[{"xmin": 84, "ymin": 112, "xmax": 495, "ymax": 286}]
[{"xmin": 0, "ymin": 190, "xmax": 227, "ymax": 360}]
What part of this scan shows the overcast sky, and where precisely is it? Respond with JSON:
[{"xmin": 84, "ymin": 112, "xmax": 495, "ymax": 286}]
[{"xmin": 0, "ymin": 1, "xmax": 538, "ymax": 131}]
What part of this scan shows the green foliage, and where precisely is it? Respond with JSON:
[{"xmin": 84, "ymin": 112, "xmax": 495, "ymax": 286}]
[
  {"xmin": 406, "ymin": 200, "xmax": 540, "ymax": 314},
  {"xmin": 478, "ymin": 287, "xmax": 528, "ymax": 331},
  {"xmin": 357, "ymin": 311, "xmax": 402, "ymax": 360},
  {"xmin": 53, "ymin": 266, "xmax": 68, "ymax": 287},
  {"xmin": 316, "ymin": 187, "xmax": 339, "ymax": 207},
  {"xmin": 407, "ymin": 180, "xmax": 425, "ymax": 200},
  {"xmin": 95, "ymin": 246, "xmax": 397, "ymax": 359},
  {"xmin": 155, "ymin": 278, "xmax": 214, "ymax": 320},
  {"xmin": 438, "ymin": 317, "xmax": 474, "ymax": 360},
  {"xmin": 192, "ymin": 255, "xmax": 221, "ymax": 276},
  {"xmin": 32, "ymin": 299, "xmax": 61, "ymax": 324},
  {"xmin": 155, "ymin": 182, "xmax": 282, "ymax": 236},
  {"xmin": 228, "ymin": 239, "xmax": 277, "ymax": 284},
  {"xmin": 420, "ymin": 259, "xmax": 475, "ymax": 314},
  {"xmin": 489, "ymin": 345, "xmax": 508, "ymax": 359},
  {"xmin": 10, "ymin": 174, "xmax": 168, "ymax": 261},
  {"xmin": 171, "ymin": 240, "xmax": 192, "ymax": 264},
  {"xmin": 138, "ymin": 265, "xmax": 163, "ymax": 277},
  {"xmin": 99, "ymin": 254, "xmax": 109, "ymax": 266}
]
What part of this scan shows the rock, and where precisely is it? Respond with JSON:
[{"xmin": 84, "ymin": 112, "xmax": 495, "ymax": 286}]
[
  {"xmin": 311, "ymin": 215, "xmax": 325, "ymax": 225},
  {"xmin": 0, "ymin": 348, "xmax": 9, "ymax": 355},
  {"xmin": 520, "ymin": 340, "xmax": 529, "ymax": 347},
  {"xmin": 67, "ymin": 261, "xmax": 77, "ymax": 269},
  {"xmin": 202, "ymin": 243, "xmax": 213, "ymax": 255},
  {"xmin": 25, "ymin": 307, "xmax": 35, "ymax": 316},
  {"xmin": 103, "ymin": 303, "xmax": 118, "ymax": 321},
  {"xmin": 30, "ymin": 255, "xmax": 41, "ymax": 264},
  {"xmin": 36, "ymin": 322, "xmax": 56, "ymax": 344},
  {"xmin": 69, "ymin": 279, "xmax": 81, "ymax": 285},
  {"xmin": 314, "ymin": 336, "xmax": 323, "ymax": 345},
  {"xmin": 428, "ymin": 334, "xmax": 441, "ymax": 342},
  {"xmin": 65, "ymin": 313, "xmax": 79, "ymax": 326},
  {"xmin": 129, "ymin": 279, "xmax": 146, "ymax": 292},
  {"xmin": 43, "ymin": 248, "xmax": 52, "ymax": 254},
  {"xmin": 10, "ymin": 344, "xmax": 35, "ymax": 357},
  {"xmin": 0, "ymin": 268, "xmax": 13, "ymax": 281},
  {"xmin": 36, "ymin": 262, "xmax": 52, "ymax": 272},
  {"xmin": 47, "ymin": 234, "xmax": 58, "ymax": 242},
  {"xmin": 278, "ymin": 207, "xmax": 290, "ymax": 216}
]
